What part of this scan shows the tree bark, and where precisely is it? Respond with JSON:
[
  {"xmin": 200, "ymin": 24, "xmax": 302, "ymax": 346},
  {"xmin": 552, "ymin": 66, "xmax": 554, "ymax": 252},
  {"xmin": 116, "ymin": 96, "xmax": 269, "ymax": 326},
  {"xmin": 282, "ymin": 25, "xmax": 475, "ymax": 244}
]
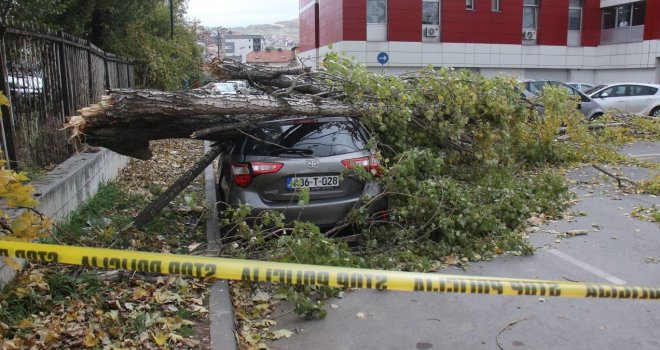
[
  {"xmin": 205, "ymin": 59, "xmax": 330, "ymax": 95},
  {"xmin": 65, "ymin": 90, "xmax": 363, "ymax": 159}
]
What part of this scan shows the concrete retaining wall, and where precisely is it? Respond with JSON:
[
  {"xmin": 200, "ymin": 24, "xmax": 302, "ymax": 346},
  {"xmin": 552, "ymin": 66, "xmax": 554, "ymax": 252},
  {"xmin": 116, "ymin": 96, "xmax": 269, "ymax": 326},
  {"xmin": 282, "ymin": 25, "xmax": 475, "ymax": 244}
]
[{"xmin": 0, "ymin": 148, "xmax": 129, "ymax": 287}]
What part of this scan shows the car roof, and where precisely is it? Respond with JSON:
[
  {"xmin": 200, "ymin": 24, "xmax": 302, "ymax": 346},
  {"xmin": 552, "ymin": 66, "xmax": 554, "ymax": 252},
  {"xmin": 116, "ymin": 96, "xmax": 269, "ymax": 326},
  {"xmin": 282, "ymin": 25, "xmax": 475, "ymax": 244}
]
[
  {"xmin": 256, "ymin": 116, "xmax": 357, "ymax": 126},
  {"xmin": 594, "ymin": 83, "xmax": 660, "ymax": 88}
]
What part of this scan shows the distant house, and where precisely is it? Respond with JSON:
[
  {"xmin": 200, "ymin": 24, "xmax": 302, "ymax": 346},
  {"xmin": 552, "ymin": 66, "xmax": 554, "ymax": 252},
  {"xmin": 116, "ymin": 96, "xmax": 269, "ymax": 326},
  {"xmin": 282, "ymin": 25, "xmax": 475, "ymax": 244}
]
[
  {"xmin": 223, "ymin": 34, "xmax": 265, "ymax": 63},
  {"xmin": 246, "ymin": 48, "xmax": 297, "ymax": 67}
]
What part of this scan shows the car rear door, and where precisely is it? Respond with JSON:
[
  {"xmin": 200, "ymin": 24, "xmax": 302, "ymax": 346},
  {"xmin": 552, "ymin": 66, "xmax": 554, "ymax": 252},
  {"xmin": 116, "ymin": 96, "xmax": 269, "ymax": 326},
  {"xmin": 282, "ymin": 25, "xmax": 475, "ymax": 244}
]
[{"xmin": 626, "ymin": 85, "xmax": 659, "ymax": 115}]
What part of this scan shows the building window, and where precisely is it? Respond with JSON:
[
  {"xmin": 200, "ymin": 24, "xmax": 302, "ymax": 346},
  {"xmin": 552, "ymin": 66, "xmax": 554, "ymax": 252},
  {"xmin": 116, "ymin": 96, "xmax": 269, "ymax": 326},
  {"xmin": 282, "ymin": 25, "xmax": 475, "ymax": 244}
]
[
  {"xmin": 602, "ymin": 1, "xmax": 646, "ymax": 29},
  {"xmin": 466, "ymin": 0, "xmax": 475, "ymax": 10},
  {"xmin": 617, "ymin": 4, "xmax": 631, "ymax": 27},
  {"xmin": 367, "ymin": 0, "xmax": 387, "ymax": 23},
  {"xmin": 423, "ymin": 1, "xmax": 440, "ymax": 25},
  {"xmin": 492, "ymin": 0, "xmax": 500, "ymax": 12},
  {"xmin": 568, "ymin": 0, "xmax": 582, "ymax": 30},
  {"xmin": 523, "ymin": 0, "xmax": 539, "ymax": 29},
  {"xmin": 631, "ymin": 2, "xmax": 645, "ymax": 26}
]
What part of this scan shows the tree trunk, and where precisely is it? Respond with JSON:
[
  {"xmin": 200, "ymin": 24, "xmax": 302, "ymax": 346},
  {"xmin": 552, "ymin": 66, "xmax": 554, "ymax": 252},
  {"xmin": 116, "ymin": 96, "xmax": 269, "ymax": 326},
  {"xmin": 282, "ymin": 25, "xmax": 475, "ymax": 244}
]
[
  {"xmin": 133, "ymin": 144, "xmax": 222, "ymax": 228},
  {"xmin": 205, "ymin": 59, "xmax": 329, "ymax": 95},
  {"xmin": 65, "ymin": 90, "xmax": 362, "ymax": 159}
]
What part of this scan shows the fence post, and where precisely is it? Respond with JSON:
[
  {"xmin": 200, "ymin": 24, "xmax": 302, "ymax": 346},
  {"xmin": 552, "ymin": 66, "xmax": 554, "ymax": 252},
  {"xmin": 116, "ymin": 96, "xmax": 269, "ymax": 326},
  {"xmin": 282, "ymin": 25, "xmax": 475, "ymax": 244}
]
[
  {"xmin": 87, "ymin": 41, "xmax": 94, "ymax": 103},
  {"xmin": 126, "ymin": 62, "xmax": 130, "ymax": 88},
  {"xmin": 57, "ymin": 31, "xmax": 71, "ymax": 117},
  {"xmin": 116, "ymin": 60, "xmax": 120, "ymax": 89},
  {"xmin": 0, "ymin": 29, "xmax": 17, "ymax": 169},
  {"xmin": 103, "ymin": 56, "xmax": 110, "ymax": 91}
]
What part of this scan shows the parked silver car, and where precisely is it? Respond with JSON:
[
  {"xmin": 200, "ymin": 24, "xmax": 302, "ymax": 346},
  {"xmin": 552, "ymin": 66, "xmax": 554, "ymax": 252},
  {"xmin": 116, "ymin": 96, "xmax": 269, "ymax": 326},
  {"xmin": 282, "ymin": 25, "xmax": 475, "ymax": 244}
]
[
  {"xmin": 217, "ymin": 116, "xmax": 385, "ymax": 227},
  {"xmin": 585, "ymin": 83, "xmax": 660, "ymax": 117},
  {"xmin": 522, "ymin": 80, "xmax": 604, "ymax": 120}
]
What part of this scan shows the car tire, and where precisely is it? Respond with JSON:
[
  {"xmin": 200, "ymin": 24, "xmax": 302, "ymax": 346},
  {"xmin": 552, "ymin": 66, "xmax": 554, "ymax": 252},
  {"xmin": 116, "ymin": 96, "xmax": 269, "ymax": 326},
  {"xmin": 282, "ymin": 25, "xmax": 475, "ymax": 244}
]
[
  {"xmin": 650, "ymin": 107, "xmax": 660, "ymax": 118},
  {"xmin": 589, "ymin": 112, "xmax": 603, "ymax": 121}
]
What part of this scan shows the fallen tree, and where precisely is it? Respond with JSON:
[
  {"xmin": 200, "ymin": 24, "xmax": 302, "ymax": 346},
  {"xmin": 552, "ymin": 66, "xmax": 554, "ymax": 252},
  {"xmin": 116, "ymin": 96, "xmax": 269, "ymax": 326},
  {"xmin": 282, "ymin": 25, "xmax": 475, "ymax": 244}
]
[
  {"xmin": 66, "ymin": 90, "xmax": 362, "ymax": 159},
  {"xmin": 64, "ymin": 57, "xmax": 366, "ymax": 159}
]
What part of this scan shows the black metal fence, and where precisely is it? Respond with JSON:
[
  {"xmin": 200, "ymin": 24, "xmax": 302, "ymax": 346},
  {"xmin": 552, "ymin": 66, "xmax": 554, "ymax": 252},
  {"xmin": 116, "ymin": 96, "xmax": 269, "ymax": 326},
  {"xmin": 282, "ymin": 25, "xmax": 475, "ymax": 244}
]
[{"xmin": 0, "ymin": 24, "xmax": 135, "ymax": 170}]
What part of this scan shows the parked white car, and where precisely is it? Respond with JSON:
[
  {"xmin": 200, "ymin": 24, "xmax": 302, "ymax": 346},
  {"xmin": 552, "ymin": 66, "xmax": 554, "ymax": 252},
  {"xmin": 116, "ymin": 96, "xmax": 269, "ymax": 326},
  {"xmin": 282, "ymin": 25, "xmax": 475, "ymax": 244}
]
[
  {"xmin": 585, "ymin": 83, "xmax": 660, "ymax": 117},
  {"xmin": 200, "ymin": 82, "xmax": 240, "ymax": 95},
  {"xmin": 566, "ymin": 82, "xmax": 594, "ymax": 93}
]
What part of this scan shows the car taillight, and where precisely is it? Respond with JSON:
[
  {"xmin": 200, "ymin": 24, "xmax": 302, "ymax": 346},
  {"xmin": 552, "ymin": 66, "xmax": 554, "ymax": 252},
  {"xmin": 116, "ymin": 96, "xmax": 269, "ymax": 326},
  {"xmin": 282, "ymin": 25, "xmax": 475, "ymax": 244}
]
[
  {"xmin": 341, "ymin": 156, "xmax": 381, "ymax": 176},
  {"xmin": 231, "ymin": 162, "xmax": 283, "ymax": 187},
  {"xmin": 251, "ymin": 162, "xmax": 284, "ymax": 175}
]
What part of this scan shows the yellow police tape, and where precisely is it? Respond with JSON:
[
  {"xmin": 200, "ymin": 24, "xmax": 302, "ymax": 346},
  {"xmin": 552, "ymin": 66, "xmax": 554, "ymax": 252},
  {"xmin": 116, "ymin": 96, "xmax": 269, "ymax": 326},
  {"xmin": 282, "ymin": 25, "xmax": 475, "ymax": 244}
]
[{"xmin": 1, "ymin": 240, "xmax": 658, "ymax": 300}]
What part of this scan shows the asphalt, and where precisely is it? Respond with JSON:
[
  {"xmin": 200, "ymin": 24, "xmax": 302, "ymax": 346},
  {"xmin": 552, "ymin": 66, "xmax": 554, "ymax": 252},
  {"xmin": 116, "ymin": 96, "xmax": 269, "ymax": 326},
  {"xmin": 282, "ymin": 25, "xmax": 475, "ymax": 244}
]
[{"xmin": 205, "ymin": 141, "xmax": 660, "ymax": 350}]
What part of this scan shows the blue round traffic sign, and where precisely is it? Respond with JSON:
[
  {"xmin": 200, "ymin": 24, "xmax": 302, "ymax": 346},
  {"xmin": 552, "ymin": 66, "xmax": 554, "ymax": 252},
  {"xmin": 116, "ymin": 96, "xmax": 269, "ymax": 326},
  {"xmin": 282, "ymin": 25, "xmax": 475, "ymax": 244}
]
[{"xmin": 377, "ymin": 52, "xmax": 389, "ymax": 65}]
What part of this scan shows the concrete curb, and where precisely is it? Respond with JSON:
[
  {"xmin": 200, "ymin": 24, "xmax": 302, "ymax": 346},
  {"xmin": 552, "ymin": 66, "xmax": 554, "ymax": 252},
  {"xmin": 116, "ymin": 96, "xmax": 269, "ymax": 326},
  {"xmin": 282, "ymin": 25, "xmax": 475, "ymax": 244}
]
[{"xmin": 204, "ymin": 141, "xmax": 238, "ymax": 350}]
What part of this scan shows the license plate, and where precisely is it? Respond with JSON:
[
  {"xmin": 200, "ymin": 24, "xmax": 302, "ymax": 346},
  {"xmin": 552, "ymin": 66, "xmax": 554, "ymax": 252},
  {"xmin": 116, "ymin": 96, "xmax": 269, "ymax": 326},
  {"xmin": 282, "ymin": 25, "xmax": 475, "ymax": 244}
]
[{"xmin": 287, "ymin": 175, "xmax": 340, "ymax": 190}]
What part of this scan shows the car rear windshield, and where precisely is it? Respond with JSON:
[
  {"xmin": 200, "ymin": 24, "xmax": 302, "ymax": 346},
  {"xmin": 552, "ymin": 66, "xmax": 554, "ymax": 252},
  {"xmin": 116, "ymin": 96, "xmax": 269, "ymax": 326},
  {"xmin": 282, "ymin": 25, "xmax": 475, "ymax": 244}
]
[{"xmin": 243, "ymin": 120, "xmax": 368, "ymax": 157}]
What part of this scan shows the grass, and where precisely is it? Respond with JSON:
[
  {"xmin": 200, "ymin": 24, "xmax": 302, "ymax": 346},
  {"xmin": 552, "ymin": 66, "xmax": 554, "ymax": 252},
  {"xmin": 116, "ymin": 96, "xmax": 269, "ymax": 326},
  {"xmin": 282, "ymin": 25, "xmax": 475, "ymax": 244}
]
[
  {"xmin": 0, "ymin": 268, "xmax": 105, "ymax": 326},
  {"xmin": 55, "ymin": 182, "xmax": 143, "ymax": 240},
  {"xmin": 49, "ymin": 181, "xmax": 206, "ymax": 253}
]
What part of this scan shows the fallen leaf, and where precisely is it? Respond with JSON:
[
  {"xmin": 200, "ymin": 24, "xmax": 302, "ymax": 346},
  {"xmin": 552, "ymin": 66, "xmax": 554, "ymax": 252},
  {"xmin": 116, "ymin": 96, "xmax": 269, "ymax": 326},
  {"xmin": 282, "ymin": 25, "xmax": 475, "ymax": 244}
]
[
  {"xmin": 271, "ymin": 329, "xmax": 294, "ymax": 340},
  {"xmin": 83, "ymin": 331, "xmax": 98, "ymax": 348},
  {"xmin": 191, "ymin": 304, "xmax": 208, "ymax": 313},
  {"xmin": 187, "ymin": 242, "xmax": 202, "ymax": 251},
  {"xmin": 151, "ymin": 330, "xmax": 169, "ymax": 346},
  {"xmin": 132, "ymin": 287, "xmax": 150, "ymax": 300},
  {"xmin": 330, "ymin": 304, "xmax": 338, "ymax": 309},
  {"xmin": 251, "ymin": 290, "xmax": 271, "ymax": 303},
  {"xmin": 16, "ymin": 319, "xmax": 33, "ymax": 328},
  {"xmin": 181, "ymin": 338, "xmax": 201, "ymax": 347},
  {"xmin": 354, "ymin": 312, "xmax": 365, "ymax": 319}
]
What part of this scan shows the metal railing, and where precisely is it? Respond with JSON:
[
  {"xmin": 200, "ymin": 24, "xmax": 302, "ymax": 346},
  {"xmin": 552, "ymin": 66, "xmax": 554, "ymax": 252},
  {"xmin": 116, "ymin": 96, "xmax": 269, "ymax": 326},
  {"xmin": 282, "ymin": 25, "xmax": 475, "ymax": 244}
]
[
  {"xmin": 0, "ymin": 24, "xmax": 135, "ymax": 170},
  {"xmin": 600, "ymin": 25, "xmax": 645, "ymax": 45}
]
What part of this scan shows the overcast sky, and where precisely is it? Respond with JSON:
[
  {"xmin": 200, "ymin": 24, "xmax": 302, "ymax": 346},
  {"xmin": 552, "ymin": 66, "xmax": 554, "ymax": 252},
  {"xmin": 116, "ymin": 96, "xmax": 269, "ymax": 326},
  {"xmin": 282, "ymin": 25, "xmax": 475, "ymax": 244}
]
[{"xmin": 186, "ymin": 0, "xmax": 299, "ymax": 27}]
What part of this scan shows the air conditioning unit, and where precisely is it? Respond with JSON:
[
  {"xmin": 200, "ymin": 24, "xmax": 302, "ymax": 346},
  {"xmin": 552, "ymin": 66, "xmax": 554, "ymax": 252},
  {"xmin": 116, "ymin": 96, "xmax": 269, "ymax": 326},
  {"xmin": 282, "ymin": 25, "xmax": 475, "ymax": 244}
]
[
  {"xmin": 424, "ymin": 26, "xmax": 440, "ymax": 37},
  {"xmin": 523, "ymin": 29, "xmax": 537, "ymax": 40}
]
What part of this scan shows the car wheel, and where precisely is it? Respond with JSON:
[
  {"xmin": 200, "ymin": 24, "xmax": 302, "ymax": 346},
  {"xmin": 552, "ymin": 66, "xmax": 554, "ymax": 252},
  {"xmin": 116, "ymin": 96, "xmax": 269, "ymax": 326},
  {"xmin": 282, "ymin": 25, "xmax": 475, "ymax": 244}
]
[
  {"xmin": 589, "ymin": 112, "xmax": 603, "ymax": 121},
  {"xmin": 651, "ymin": 107, "xmax": 660, "ymax": 118}
]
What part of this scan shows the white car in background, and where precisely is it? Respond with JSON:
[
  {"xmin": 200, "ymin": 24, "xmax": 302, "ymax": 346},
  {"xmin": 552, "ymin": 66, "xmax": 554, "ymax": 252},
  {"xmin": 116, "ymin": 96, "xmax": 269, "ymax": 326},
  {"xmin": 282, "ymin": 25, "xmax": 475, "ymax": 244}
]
[
  {"xmin": 585, "ymin": 83, "xmax": 660, "ymax": 117},
  {"xmin": 566, "ymin": 83, "xmax": 594, "ymax": 93},
  {"xmin": 200, "ymin": 82, "xmax": 240, "ymax": 95}
]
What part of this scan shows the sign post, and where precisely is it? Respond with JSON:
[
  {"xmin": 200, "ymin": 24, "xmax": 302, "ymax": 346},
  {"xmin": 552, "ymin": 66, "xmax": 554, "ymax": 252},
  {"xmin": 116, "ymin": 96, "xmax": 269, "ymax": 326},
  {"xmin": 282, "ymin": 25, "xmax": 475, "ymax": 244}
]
[{"xmin": 377, "ymin": 52, "xmax": 389, "ymax": 73}]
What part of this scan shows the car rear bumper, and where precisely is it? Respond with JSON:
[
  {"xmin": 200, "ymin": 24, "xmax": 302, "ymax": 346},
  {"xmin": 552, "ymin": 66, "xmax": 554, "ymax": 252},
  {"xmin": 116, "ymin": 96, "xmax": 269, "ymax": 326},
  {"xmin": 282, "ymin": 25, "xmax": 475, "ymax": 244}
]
[{"xmin": 227, "ymin": 182, "xmax": 385, "ymax": 227}]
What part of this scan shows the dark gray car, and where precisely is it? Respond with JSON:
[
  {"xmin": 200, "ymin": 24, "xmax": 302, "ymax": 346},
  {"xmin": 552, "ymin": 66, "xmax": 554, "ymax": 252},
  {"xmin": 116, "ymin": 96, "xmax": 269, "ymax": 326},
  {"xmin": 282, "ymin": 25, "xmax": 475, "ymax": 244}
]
[{"xmin": 217, "ymin": 116, "xmax": 385, "ymax": 227}]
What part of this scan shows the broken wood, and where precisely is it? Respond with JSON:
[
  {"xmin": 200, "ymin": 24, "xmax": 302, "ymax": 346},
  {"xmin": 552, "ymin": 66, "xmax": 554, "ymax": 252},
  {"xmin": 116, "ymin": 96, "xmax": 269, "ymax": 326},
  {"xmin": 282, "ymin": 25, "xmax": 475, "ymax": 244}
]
[
  {"xmin": 592, "ymin": 164, "xmax": 640, "ymax": 189},
  {"xmin": 558, "ymin": 122, "xmax": 626, "ymax": 134},
  {"xmin": 133, "ymin": 144, "xmax": 222, "ymax": 228}
]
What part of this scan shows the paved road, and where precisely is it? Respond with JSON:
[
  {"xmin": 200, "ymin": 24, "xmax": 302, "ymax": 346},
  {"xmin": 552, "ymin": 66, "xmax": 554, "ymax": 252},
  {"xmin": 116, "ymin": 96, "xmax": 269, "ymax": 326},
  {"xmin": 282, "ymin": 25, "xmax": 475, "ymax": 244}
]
[{"xmin": 269, "ymin": 144, "xmax": 660, "ymax": 350}]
